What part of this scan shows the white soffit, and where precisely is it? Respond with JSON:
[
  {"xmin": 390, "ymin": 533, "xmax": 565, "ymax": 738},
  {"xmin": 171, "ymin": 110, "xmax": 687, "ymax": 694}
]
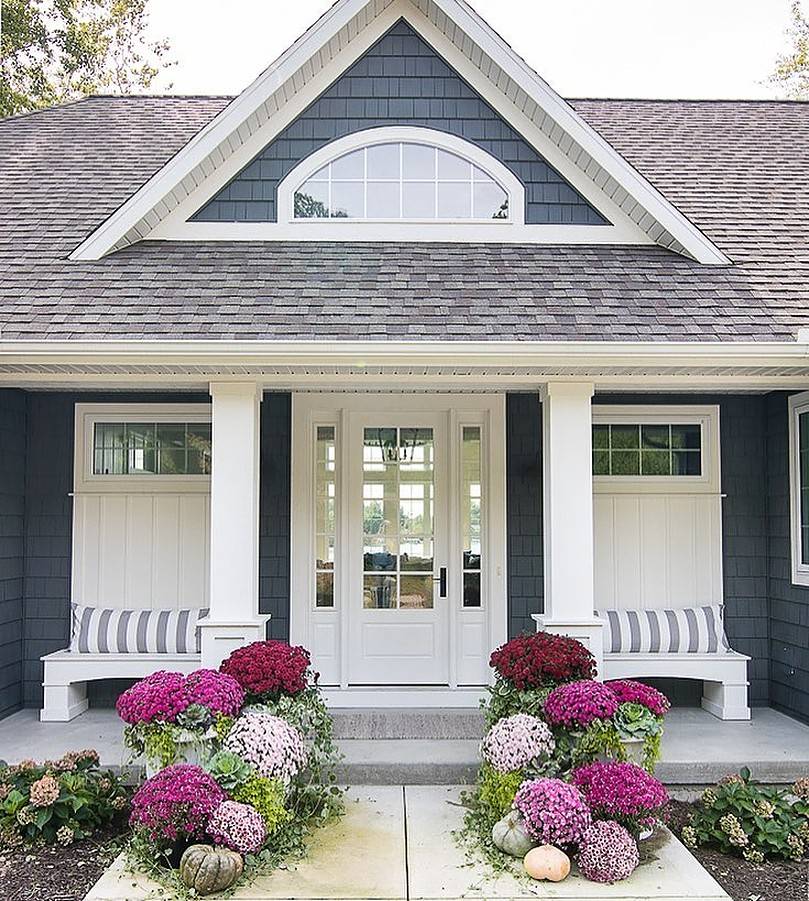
[{"xmin": 70, "ymin": 0, "xmax": 729, "ymax": 265}]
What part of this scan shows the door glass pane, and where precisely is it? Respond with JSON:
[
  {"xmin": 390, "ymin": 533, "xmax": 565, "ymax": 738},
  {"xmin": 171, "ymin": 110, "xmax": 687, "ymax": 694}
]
[
  {"xmin": 362, "ymin": 426, "xmax": 434, "ymax": 609},
  {"xmin": 462, "ymin": 426, "xmax": 482, "ymax": 607},
  {"xmin": 314, "ymin": 426, "xmax": 336, "ymax": 607}
]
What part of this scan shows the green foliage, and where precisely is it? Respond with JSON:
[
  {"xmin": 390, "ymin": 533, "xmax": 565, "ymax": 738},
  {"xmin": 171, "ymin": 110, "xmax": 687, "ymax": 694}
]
[
  {"xmin": 231, "ymin": 774, "xmax": 290, "ymax": 834},
  {"xmin": 682, "ymin": 768, "xmax": 809, "ymax": 862},
  {"xmin": 176, "ymin": 703, "xmax": 213, "ymax": 730},
  {"xmin": 477, "ymin": 765, "xmax": 524, "ymax": 827},
  {"xmin": 214, "ymin": 713, "xmax": 235, "ymax": 743},
  {"xmin": 0, "ymin": 0, "xmax": 174, "ymax": 117},
  {"xmin": 123, "ymin": 721, "xmax": 182, "ymax": 769},
  {"xmin": 613, "ymin": 702, "xmax": 664, "ymax": 772},
  {"xmin": 482, "ymin": 677, "xmax": 552, "ymax": 727},
  {"xmin": 205, "ymin": 750, "xmax": 253, "ymax": 792},
  {"xmin": 771, "ymin": 1, "xmax": 809, "ymax": 99},
  {"xmin": 550, "ymin": 719, "xmax": 625, "ymax": 775},
  {"xmin": 0, "ymin": 752, "xmax": 128, "ymax": 847}
]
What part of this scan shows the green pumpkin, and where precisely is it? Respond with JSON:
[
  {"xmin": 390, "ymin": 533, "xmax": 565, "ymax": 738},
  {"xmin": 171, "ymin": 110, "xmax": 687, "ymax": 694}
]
[
  {"xmin": 179, "ymin": 844, "xmax": 244, "ymax": 895},
  {"xmin": 492, "ymin": 810, "xmax": 535, "ymax": 858}
]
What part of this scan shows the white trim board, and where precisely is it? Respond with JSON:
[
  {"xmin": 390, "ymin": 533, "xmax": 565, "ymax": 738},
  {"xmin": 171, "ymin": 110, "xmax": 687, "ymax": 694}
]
[
  {"xmin": 789, "ymin": 391, "xmax": 809, "ymax": 587},
  {"xmin": 69, "ymin": 0, "xmax": 727, "ymax": 263}
]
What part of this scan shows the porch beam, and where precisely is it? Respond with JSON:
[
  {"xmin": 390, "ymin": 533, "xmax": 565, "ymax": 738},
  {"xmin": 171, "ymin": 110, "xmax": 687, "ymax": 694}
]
[
  {"xmin": 536, "ymin": 381, "xmax": 604, "ymax": 675},
  {"xmin": 200, "ymin": 381, "xmax": 269, "ymax": 667}
]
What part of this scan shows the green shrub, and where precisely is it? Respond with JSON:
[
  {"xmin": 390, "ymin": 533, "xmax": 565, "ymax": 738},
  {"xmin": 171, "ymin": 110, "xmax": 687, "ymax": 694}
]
[
  {"xmin": 682, "ymin": 769, "xmax": 809, "ymax": 862},
  {"xmin": 231, "ymin": 774, "xmax": 290, "ymax": 834},
  {"xmin": 477, "ymin": 765, "xmax": 524, "ymax": 826},
  {"xmin": 0, "ymin": 750, "xmax": 128, "ymax": 847}
]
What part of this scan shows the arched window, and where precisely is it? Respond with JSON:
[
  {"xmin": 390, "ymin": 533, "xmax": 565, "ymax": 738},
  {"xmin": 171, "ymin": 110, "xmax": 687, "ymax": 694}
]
[{"xmin": 278, "ymin": 127, "xmax": 523, "ymax": 225}]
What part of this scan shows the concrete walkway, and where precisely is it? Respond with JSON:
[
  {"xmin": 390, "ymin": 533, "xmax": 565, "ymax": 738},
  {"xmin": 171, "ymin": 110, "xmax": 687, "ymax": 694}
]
[
  {"xmin": 2, "ymin": 707, "xmax": 808, "ymax": 785},
  {"xmin": 85, "ymin": 786, "xmax": 730, "ymax": 901}
]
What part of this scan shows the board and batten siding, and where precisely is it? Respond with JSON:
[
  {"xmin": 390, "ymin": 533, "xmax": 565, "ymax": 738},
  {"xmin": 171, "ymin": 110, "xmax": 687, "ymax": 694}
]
[{"xmin": 194, "ymin": 19, "xmax": 606, "ymax": 227}]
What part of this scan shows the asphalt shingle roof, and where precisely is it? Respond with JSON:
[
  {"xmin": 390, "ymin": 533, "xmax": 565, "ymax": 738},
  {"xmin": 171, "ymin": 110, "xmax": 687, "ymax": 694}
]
[{"xmin": 1, "ymin": 95, "xmax": 808, "ymax": 342}]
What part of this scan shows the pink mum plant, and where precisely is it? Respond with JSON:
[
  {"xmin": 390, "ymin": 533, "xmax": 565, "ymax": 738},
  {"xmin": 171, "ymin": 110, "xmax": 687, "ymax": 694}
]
[
  {"xmin": 207, "ymin": 800, "xmax": 267, "ymax": 854},
  {"xmin": 605, "ymin": 680, "xmax": 670, "ymax": 717},
  {"xmin": 481, "ymin": 713, "xmax": 555, "ymax": 773},
  {"xmin": 513, "ymin": 777, "xmax": 592, "ymax": 847},
  {"xmin": 544, "ymin": 680, "xmax": 619, "ymax": 729},
  {"xmin": 577, "ymin": 820, "xmax": 639, "ymax": 883},
  {"xmin": 572, "ymin": 761, "xmax": 668, "ymax": 835}
]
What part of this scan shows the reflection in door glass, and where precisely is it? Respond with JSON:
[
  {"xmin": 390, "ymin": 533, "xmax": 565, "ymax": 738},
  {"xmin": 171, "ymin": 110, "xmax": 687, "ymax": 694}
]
[
  {"xmin": 315, "ymin": 426, "xmax": 336, "ymax": 607},
  {"xmin": 462, "ymin": 426, "xmax": 482, "ymax": 607},
  {"xmin": 362, "ymin": 427, "xmax": 434, "ymax": 609}
]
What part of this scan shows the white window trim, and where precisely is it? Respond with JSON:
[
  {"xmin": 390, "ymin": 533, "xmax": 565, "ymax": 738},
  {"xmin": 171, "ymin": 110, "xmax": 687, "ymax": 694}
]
[
  {"xmin": 276, "ymin": 126, "xmax": 526, "ymax": 229},
  {"xmin": 789, "ymin": 391, "xmax": 809, "ymax": 586},
  {"xmin": 74, "ymin": 403, "xmax": 212, "ymax": 494},
  {"xmin": 592, "ymin": 405, "xmax": 721, "ymax": 495}
]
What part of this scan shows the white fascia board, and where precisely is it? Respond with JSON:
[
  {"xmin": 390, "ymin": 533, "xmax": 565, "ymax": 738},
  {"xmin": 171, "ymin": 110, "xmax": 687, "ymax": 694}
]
[{"xmin": 70, "ymin": 0, "xmax": 728, "ymax": 265}]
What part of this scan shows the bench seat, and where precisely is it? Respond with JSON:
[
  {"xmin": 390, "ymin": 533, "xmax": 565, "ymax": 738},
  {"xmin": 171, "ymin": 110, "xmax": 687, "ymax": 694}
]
[
  {"xmin": 603, "ymin": 650, "xmax": 751, "ymax": 720},
  {"xmin": 41, "ymin": 650, "xmax": 202, "ymax": 722}
]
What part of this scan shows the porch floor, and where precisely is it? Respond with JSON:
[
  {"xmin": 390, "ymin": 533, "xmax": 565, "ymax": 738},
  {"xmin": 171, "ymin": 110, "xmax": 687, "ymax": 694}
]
[{"xmin": 0, "ymin": 707, "xmax": 807, "ymax": 786}]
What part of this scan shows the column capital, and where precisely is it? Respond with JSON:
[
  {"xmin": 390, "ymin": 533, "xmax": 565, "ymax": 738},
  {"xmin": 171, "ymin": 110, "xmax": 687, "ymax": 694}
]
[
  {"xmin": 540, "ymin": 381, "xmax": 595, "ymax": 402},
  {"xmin": 208, "ymin": 380, "xmax": 262, "ymax": 400}
]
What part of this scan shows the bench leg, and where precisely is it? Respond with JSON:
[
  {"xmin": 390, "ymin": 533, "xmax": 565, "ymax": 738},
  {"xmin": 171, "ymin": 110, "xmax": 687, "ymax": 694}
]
[
  {"xmin": 41, "ymin": 681, "xmax": 89, "ymax": 722},
  {"xmin": 701, "ymin": 679, "xmax": 751, "ymax": 721}
]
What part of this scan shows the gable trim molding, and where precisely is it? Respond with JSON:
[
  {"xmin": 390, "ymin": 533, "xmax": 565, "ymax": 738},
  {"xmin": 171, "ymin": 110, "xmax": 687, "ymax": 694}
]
[{"xmin": 69, "ymin": 0, "xmax": 729, "ymax": 264}]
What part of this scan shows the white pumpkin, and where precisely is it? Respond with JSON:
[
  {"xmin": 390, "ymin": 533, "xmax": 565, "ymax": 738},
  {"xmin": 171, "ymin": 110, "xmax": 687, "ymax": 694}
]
[
  {"xmin": 492, "ymin": 810, "xmax": 535, "ymax": 858},
  {"xmin": 524, "ymin": 845, "xmax": 571, "ymax": 882}
]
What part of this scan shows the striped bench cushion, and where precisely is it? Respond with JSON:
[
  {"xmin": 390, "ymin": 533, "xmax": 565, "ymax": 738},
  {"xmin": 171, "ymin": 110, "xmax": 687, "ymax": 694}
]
[
  {"xmin": 596, "ymin": 604, "xmax": 731, "ymax": 655},
  {"xmin": 70, "ymin": 604, "xmax": 208, "ymax": 654}
]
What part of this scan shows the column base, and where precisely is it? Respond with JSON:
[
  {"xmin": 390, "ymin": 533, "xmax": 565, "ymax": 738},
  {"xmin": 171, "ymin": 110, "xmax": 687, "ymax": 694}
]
[
  {"xmin": 531, "ymin": 614, "xmax": 605, "ymax": 680},
  {"xmin": 199, "ymin": 616, "xmax": 272, "ymax": 669}
]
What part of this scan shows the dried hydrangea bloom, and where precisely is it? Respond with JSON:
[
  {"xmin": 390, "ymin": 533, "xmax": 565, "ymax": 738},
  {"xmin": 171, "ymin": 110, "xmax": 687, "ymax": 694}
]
[{"xmin": 29, "ymin": 774, "xmax": 60, "ymax": 807}]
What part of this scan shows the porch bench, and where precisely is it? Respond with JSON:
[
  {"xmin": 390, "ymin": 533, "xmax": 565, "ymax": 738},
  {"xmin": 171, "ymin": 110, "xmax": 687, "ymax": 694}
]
[{"xmin": 40, "ymin": 651, "xmax": 202, "ymax": 722}]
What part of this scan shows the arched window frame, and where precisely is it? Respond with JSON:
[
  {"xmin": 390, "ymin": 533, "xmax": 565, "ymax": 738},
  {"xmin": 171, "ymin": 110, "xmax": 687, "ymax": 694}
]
[{"xmin": 277, "ymin": 126, "xmax": 525, "ymax": 227}]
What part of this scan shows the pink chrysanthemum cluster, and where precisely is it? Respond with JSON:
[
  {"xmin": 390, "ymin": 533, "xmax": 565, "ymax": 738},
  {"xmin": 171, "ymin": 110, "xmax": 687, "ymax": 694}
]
[
  {"xmin": 544, "ymin": 680, "xmax": 619, "ymax": 729},
  {"xmin": 605, "ymin": 680, "xmax": 670, "ymax": 717},
  {"xmin": 481, "ymin": 714, "xmax": 555, "ymax": 773},
  {"xmin": 129, "ymin": 764, "xmax": 226, "ymax": 844},
  {"xmin": 577, "ymin": 820, "xmax": 639, "ymax": 883},
  {"xmin": 224, "ymin": 712, "xmax": 307, "ymax": 784},
  {"xmin": 207, "ymin": 800, "xmax": 267, "ymax": 854},
  {"xmin": 513, "ymin": 778, "xmax": 592, "ymax": 846},
  {"xmin": 116, "ymin": 669, "xmax": 244, "ymax": 725},
  {"xmin": 572, "ymin": 761, "xmax": 669, "ymax": 825}
]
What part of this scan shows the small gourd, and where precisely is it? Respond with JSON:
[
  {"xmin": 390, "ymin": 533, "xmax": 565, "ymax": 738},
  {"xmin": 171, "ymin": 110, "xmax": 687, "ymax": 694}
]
[
  {"xmin": 524, "ymin": 844, "xmax": 571, "ymax": 882},
  {"xmin": 179, "ymin": 843, "xmax": 244, "ymax": 895},
  {"xmin": 491, "ymin": 810, "xmax": 534, "ymax": 858}
]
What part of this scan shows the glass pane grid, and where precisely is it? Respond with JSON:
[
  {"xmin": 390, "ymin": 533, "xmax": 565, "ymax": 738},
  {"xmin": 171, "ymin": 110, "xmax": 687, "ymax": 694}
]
[
  {"xmin": 295, "ymin": 142, "xmax": 509, "ymax": 221},
  {"xmin": 462, "ymin": 426, "xmax": 483, "ymax": 608},
  {"xmin": 92, "ymin": 422, "xmax": 211, "ymax": 475},
  {"xmin": 593, "ymin": 423, "xmax": 701, "ymax": 477},
  {"xmin": 315, "ymin": 427, "xmax": 337, "ymax": 608}
]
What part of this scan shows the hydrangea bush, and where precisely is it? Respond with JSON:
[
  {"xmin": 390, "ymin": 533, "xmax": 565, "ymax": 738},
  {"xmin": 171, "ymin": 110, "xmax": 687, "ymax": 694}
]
[
  {"xmin": 207, "ymin": 800, "xmax": 267, "ymax": 854},
  {"xmin": 571, "ymin": 761, "xmax": 669, "ymax": 836},
  {"xmin": 481, "ymin": 714, "xmax": 555, "ymax": 773},
  {"xmin": 513, "ymin": 778, "xmax": 592, "ymax": 847},
  {"xmin": 223, "ymin": 712, "xmax": 308, "ymax": 784},
  {"xmin": 577, "ymin": 820, "xmax": 640, "ymax": 883}
]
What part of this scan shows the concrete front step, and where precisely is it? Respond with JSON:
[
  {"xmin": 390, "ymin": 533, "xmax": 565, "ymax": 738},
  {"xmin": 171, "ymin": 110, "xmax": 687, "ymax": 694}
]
[{"xmin": 330, "ymin": 707, "xmax": 485, "ymax": 740}]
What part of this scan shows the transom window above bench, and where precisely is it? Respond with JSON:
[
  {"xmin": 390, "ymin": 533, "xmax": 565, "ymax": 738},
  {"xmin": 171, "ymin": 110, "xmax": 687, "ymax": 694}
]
[
  {"xmin": 592, "ymin": 423, "xmax": 702, "ymax": 476},
  {"xmin": 93, "ymin": 421, "xmax": 212, "ymax": 475}
]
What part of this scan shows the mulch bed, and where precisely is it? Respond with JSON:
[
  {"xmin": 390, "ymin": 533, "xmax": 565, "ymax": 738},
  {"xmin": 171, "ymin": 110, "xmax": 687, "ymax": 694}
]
[
  {"xmin": 668, "ymin": 801, "xmax": 808, "ymax": 901},
  {"xmin": 0, "ymin": 824, "xmax": 128, "ymax": 901}
]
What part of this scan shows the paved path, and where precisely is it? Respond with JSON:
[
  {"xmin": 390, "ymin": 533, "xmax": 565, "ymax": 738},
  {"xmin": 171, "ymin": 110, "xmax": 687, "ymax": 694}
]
[{"xmin": 85, "ymin": 786, "xmax": 729, "ymax": 901}]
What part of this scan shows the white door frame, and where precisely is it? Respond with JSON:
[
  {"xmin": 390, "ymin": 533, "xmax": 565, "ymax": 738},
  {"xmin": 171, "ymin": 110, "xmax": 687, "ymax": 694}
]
[{"xmin": 290, "ymin": 392, "xmax": 507, "ymax": 706}]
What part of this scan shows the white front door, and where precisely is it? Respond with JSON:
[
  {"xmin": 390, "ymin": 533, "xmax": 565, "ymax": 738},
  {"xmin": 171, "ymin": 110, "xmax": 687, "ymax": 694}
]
[
  {"xmin": 347, "ymin": 414, "xmax": 448, "ymax": 684},
  {"xmin": 290, "ymin": 393, "xmax": 508, "ymax": 695}
]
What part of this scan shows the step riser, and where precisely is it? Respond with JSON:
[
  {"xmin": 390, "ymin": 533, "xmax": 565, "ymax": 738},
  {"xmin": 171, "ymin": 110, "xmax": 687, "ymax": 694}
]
[{"xmin": 330, "ymin": 709, "xmax": 485, "ymax": 740}]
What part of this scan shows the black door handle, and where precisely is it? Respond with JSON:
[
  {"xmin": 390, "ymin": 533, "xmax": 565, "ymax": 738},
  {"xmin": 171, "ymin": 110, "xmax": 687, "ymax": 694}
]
[{"xmin": 438, "ymin": 566, "xmax": 447, "ymax": 599}]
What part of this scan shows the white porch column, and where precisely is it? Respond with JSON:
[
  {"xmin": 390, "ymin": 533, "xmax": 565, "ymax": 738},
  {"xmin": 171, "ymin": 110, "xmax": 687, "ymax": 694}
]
[
  {"xmin": 200, "ymin": 381, "xmax": 270, "ymax": 668},
  {"xmin": 533, "ymin": 382, "xmax": 604, "ymax": 676}
]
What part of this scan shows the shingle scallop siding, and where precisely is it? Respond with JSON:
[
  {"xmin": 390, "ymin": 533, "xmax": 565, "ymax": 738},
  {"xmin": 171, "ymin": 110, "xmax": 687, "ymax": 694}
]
[{"xmin": 194, "ymin": 20, "xmax": 606, "ymax": 226}]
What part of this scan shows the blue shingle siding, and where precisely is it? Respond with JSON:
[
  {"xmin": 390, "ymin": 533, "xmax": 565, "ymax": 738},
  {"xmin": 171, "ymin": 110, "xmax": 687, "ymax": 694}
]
[
  {"xmin": 766, "ymin": 393, "xmax": 809, "ymax": 723},
  {"xmin": 259, "ymin": 393, "xmax": 291, "ymax": 641},
  {"xmin": 194, "ymin": 20, "xmax": 607, "ymax": 226},
  {"xmin": 506, "ymin": 393, "xmax": 544, "ymax": 638},
  {"xmin": 0, "ymin": 390, "xmax": 26, "ymax": 719}
]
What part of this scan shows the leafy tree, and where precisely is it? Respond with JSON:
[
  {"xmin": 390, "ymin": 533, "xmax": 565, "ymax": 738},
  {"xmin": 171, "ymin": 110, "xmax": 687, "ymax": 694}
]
[
  {"xmin": 771, "ymin": 0, "xmax": 809, "ymax": 99},
  {"xmin": 0, "ymin": 0, "xmax": 174, "ymax": 118}
]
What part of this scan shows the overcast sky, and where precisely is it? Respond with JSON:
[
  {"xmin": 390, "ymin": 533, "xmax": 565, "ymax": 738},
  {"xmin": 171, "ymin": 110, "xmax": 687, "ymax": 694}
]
[{"xmin": 145, "ymin": 0, "xmax": 802, "ymax": 100}]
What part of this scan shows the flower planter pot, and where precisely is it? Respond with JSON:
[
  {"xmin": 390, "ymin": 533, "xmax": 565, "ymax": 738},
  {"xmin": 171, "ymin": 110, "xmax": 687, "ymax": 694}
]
[
  {"xmin": 144, "ymin": 730, "xmax": 211, "ymax": 778},
  {"xmin": 619, "ymin": 737, "xmax": 646, "ymax": 767}
]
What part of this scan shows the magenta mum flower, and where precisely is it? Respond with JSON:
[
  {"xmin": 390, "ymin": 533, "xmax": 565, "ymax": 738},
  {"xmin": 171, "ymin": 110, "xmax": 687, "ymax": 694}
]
[
  {"xmin": 116, "ymin": 671, "xmax": 189, "ymax": 725},
  {"xmin": 572, "ymin": 761, "xmax": 668, "ymax": 830},
  {"xmin": 481, "ymin": 714, "xmax": 555, "ymax": 773},
  {"xmin": 544, "ymin": 680, "xmax": 619, "ymax": 729},
  {"xmin": 605, "ymin": 680, "xmax": 670, "ymax": 717},
  {"xmin": 578, "ymin": 820, "xmax": 639, "ymax": 883},
  {"xmin": 513, "ymin": 778, "xmax": 592, "ymax": 846},
  {"xmin": 183, "ymin": 669, "xmax": 244, "ymax": 717},
  {"xmin": 129, "ymin": 764, "xmax": 225, "ymax": 845}
]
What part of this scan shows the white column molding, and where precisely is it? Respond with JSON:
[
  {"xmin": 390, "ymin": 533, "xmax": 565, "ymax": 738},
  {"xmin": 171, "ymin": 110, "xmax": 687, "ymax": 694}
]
[
  {"xmin": 535, "ymin": 381, "xmax": 604, "ymax": 676},
  {"xmin": 201, "ymin": 381, "xmax": 270, "ymax": 667}
]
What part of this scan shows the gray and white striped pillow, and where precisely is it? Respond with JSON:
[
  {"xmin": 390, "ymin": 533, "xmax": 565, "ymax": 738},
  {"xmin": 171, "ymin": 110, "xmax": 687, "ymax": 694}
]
[
  {"xmin": 70, "ymin": 604, "xmax": 208, "ymax": 654},
  {"xmin": 596, "ymin": 605, "xmax": 731, "ymax": 654}
]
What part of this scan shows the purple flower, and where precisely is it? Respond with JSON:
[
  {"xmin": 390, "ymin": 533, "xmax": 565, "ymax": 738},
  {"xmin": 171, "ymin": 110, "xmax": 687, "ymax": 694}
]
[
  {"xmin": 605, "ymin": 680, "xmax": 670, "ymax": 717},
  {"xmin": 544, "ymin": 680, "xmax": 619, "ymax": 729},
  {"xmin": 183, "ymin": 669, "xmax": 244, "ymax": 717},
  {"xmin": 572, "ymin": 761, "xmax": 668, "ymax": 830},
  {"xmin": 116, "ymin": 668, "xmax": 244, "ymax": 725},
  {"xmin": 577, "ymin": 820, "xmax": 639, "ymax": 883},
  {"xmin": 481, "ymin": 714, "xmax": 555, "ymax": 773},
  {"xmin": 207, "ymin": 800, "xmax": 267, "ymax": 854},
  {"xmin": 513, "ymin": 778, "xmax": 592, "ymax": 847}
]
